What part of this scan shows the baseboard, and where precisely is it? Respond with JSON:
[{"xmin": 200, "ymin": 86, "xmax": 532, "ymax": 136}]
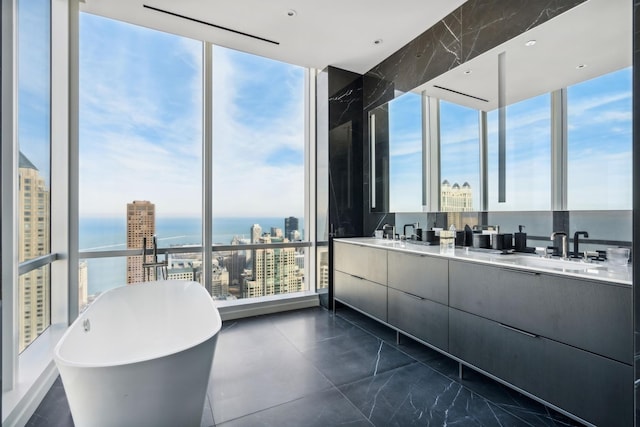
[{"xmin": 216, "ymin": 293, "xmax": 320, "ymax": 321}]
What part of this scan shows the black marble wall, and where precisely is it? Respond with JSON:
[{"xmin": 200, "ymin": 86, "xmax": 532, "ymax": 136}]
[{"xmin": 364, "ymin": 0, "xmax": 587, "ymax": 111}]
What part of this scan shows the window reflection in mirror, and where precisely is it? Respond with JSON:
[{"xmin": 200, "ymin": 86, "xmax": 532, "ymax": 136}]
[
  {"xmin": 567, "ymin": 67, "xmax": 632, "ymax": 210},
  {"xmin": 388, "ymin": 93, "xmax": 422, "ymax": 212},
  {"xmin": 487, "ymin": 93, "xmax": 551, "ymax": 211},
  {"xmin": 439, "ymin": 101, "xmax": 480, "ymax": 212},
  {"xmin": 369, "ymin": 92, "xmax": 422, "ymax": 213}
]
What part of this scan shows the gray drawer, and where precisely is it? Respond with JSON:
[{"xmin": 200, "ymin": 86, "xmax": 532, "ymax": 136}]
[
  {"xmin": 334, "ymin": 270, "xmax": 387, "ymax": 322},
  {"xmin": 449, "ymin": 308, "xmax": 632, "ymax": 427},
  {"xmin": 334, "ymin": 242, "xmax": 387, "ymax": 285},
  {"xmin": 387, "ymin": 251, "xmax": 448, "ymax": 304},
  {"xmin": 388, "ymin": 287, "xmax": 448, "ymax": 351},
  {"xmin": 448, "ymin": 260, "xmax": 632, "ymax": 364}
]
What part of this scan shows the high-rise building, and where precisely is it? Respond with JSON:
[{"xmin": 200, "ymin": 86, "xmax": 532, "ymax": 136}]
[
  {"xmin": 441, "ymin": 180, "xmax": 473, "ymax": 212},
  {"xmin": 285, "ymin": 216, "xmax": 299, "ymax": 241},
  {"xmin": 18, "ymin": 152, "xmax": 51, "ymax": 352},
  {"xmin": 250, "ymin": 224, "xmax": 262, "ymax": 243},
  {"xmin": 271, "ymin": 227, "xmax": 283, "ymax": 238},
  {"xmin": 126, "ymin": 200, "xmax": 156, "ymax": 284},
  {"xmin": 246, "ymin": 223, "xmax": 303, "ymax": 297}
]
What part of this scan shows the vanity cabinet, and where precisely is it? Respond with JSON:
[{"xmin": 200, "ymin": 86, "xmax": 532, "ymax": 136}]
[
  {"xmin": 449, "ymin": 308, "xmax": 632, "ymax": 427},
  {"xmin": 448, "ymin": 259, "xmax": 632, "ymax": 364},
  {"xmin": 334, "ymin": 241, "xmax": 388, "ymax": 322},
  {"xmin": 332, "ymin": 239, "xmax": 633, "ymax": 427},
  {"xmin": 387, "ymin": 251, "xmax": 448, "ymax": 304},
  {"xmin": 386, "ymin": 251, "xmax": 449, "ymax": 351}
]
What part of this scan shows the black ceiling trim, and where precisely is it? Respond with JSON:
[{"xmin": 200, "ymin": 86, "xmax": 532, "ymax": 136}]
[
  {"xmin": 143, "ymin": 4, "xmax": 280, "ymax": 45},
  {"xmin": 433, "ymin": 85, "xmax": 489, "ymax": 103}
]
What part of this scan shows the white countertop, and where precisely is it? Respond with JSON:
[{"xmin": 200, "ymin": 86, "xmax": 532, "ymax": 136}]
[{"xmin": 335, "ymin": 237, "xmax": 632, "ymax": 286}]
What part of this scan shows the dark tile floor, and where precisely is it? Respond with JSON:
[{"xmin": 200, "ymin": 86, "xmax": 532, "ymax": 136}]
[{"xmin": 27, "ymin": 305, "xmax": 583, "ymax": 427}]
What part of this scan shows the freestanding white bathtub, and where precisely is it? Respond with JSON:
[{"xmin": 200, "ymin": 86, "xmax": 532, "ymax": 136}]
[{"xmin": 54, "ymin": 280, "xmax": 221, "ymax": 427}]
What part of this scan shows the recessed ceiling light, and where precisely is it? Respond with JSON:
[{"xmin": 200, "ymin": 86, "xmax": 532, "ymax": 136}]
[
  {"xmin": 525, "ymin": 40, "xmax": 537, "ymax": 47},
  {"xmin": 576, "ymin": 64, "xmax": 587, "ymax": 69},
  {"xmin": 374, "ymin": 39, "xmax": 383, "ymax": 45},
  {"xmin": 286, "ymin": 9, "xmax": 296, "ymax": 17},
  {"xmin": 463, "ymin": 70, "xmax": 472, "ymax": 75}
]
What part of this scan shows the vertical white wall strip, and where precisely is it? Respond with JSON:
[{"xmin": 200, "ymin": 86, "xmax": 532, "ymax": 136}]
[
  {"xmin": 424, "ymin": 95, "xmax": 440, "ymax": 212},
  {"xmin": 202, "ymin": 42, "xmax": 213, "ymax": 294},
  {"xmin": 370, "ymin": 113, "xmax": 376, "ymax": 209},
  {"xmin": 498, "ymin": 51, "xmax": 506, "ymax": 203},
  {"xmin": 551, "ymin": 89, "xmax": 568, "ymax": 210},
  {"xmin": 479, "ymin": 111, "xmax": 488, "ymax": 211},
  {"xmin": 1, "ymin": 0, "xmax": 18, "ymax": 391}
]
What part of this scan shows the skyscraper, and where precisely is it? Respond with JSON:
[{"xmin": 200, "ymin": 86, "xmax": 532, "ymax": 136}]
[
  {"xmin": 441, "ymin": 180, "xmax": 473, "ymax": 212},
  {"xmin": 250, "ymin": 224, "xmax": 262, "ymax": 244},
  {"xmin": 126, "ymin": 200, "xmax": 156, "ymax": 284},
  {"xmin": 285, "ymin": 216, "xmax": 299, "ymax": 241},
  {"xmin": 18, "ymin": 152, "xmax": 51, "ymax": 351}
]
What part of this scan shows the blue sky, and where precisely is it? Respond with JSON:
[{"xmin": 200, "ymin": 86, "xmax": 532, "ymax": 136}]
[
  {"xmin": 387, "ymin": 68, "xmax": 632, "ymax": 212},
  {"xmin": 78, "ymin": 13, "xmax": 305, "ymax": 219},
  {"xmin": 18, "ymin": 0, "xmax": 51, "ymax": 184},
  {"xmin": 19, "ymin": 5, "xmax": 632, "ymax": 217}
]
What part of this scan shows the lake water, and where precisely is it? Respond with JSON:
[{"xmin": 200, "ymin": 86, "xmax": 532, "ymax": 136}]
[{"xmin": 80, "ymin": 216, "xmax": 304, "ymax": 295}]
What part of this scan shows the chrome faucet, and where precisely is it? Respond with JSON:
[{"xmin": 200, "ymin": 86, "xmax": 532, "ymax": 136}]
[
  {"xmin": 550, "ymin": 232, "xmax": 568, "ymax": 259},
  {"xmin": 403, "ymin": 222, "xmax": 419, "ymax": 240},
  {"xmin": 573, "ymin": 231, "xmax": 589, "ymax": 259}
]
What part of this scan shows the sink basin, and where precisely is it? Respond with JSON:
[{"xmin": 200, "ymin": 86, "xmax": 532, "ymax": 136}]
[{"xmin": 511, "ymin": 256, "xmax": 603, "ymax": 272}]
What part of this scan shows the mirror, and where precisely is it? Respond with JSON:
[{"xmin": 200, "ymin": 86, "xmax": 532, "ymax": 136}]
[
  {"xmin": 370, "ymin": 0, "xmax": 631, "ymax": 213},
  {"xmin": 369, "ymin": 92, "xmax": 422, "ymax": 213}
]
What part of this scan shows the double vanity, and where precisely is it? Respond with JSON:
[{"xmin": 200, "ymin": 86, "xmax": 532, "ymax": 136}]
[{"xmin": 333, "ymin": 237, "xmax": 632, "ymax": 427}]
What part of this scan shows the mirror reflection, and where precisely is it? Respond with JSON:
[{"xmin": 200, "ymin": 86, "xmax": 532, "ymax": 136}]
[{"xmin": 370, "ymin": 0, "xmax": 631, "ymax": 213}]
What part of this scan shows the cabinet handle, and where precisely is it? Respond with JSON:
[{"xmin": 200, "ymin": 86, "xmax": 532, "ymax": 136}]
[
  {"xmin": 500, "ymin": 267, "xmax": 540, "ymax": 276},
  {"xmin": 403, "ymin": 291, "xmax": 425, "ymax": 301},
  {"xmin": 498, "ymin": 323, "xmax": 539, "ymax": 338}
]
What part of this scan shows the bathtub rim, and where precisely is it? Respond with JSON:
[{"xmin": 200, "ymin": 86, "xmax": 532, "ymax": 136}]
[{"xmin": 53, "ymin": 280, "xmax": 222, "ymax": 369}]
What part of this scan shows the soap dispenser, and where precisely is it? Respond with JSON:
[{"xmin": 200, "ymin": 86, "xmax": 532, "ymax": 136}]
[{"xmin": 514, "ymin": 225, "xmax": 527, "ymax": 252}]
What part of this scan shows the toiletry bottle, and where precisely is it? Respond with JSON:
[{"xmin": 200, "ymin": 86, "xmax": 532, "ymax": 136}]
[{"xmin": 514, "ymin": 225, "xmax": 526, "ymax": 252}]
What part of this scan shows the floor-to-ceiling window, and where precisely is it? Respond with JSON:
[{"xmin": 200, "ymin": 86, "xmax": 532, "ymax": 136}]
[
  {"xmin": 77, "ymin": 15, "xmax": 311, "ymax": 304},
  {"xmin": 440, "ymin": 100, "xmax": 480, "ymax": 213},
  {"xmin": 78, "ymin": 14, "xmax": 203, "ymax": 305},
  {"xmin": 211, "ymin": 45, "xmax": 307, "ymax": 300},
  {"xmin": 17, "ymin": 0, "xmax": 52, "ymax": 353},
  {"xmin": 487, "ymin": 93, "xmax": 551, "ymax": 210},
  {"xmin": 567, "ymin": 67, "xmax": 632, "ymax": 210}
]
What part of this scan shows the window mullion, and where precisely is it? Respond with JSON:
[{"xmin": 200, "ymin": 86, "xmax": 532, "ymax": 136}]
[
  {"xmin": 202, "ymin": 42, "xmax": 213, "ymax": 294},
  {"xmin": 2, "ymin": 0, "xmax": 19, "ymax": 390}
]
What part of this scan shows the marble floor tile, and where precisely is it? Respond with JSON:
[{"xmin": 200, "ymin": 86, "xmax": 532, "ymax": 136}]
[
  {"xmin": 25, "ymin": 377, "xmax": 74, "ymax": 427},
  {"xmin": 217, "ymin": 388, "xmax": 372, "ymax": 427},
  {"xmin": 301, "ymin": 330, "xmax": 415, "ymax": 387},
  {"xmin": 210, "ymin": 339, "xmax": 333, "ymax": 424},
  {"xmin": 339, "ymin": 362, "xmax": 530, "ymax": 427},
  {"xmin": 26, "ymin": 306, "xmax": 588, "ymax": 427}
]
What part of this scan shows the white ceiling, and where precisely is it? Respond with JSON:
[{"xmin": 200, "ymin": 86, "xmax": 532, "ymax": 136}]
[
  {"xmin": 80, "ymin": 0, "xmax": 467, "ymax": 74},
  {"xmin": 416, "ymin": 0, "xmax": 631, "ymax": 110}
]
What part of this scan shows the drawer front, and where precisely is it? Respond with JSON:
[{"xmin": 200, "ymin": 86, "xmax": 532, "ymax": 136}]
[
  {"xmin": 449, "ymin": 308, "xmax": 632, "ymax": 427},
  {"xmin": 334, "ymin": 242, "xmax": 387, "ymax": 285},
  {"xmin": 448, "ymin": 260, "xmax": 632, "ymax": 364},
  {"xmin": 334, "ymin": 271, "xmax": 387, "ymax": 322},
  {"xmin": 387, "ymin": 287, "xmax": 448, "ymax": 351},
  {"xmin": 387, "ymin": 251, "xmax": 448, "ymax": 304}
]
